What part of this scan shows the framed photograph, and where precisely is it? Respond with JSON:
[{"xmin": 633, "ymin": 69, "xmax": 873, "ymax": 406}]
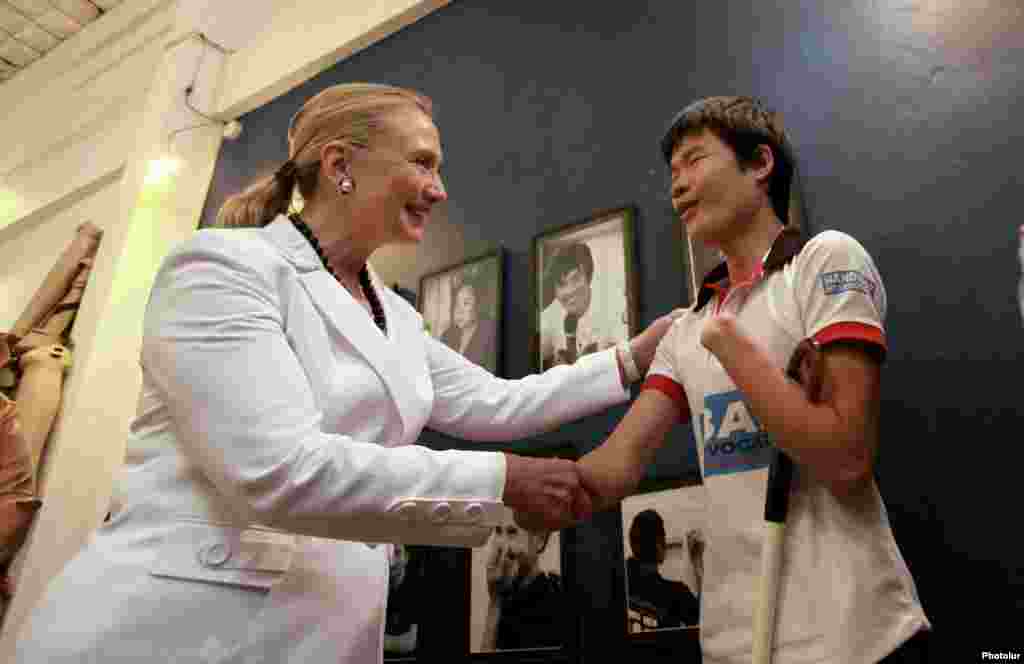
[
  {"xmin": 533, "ymin": 206, "xmax": 639, "ymax": 372},
  {"xmin": 681, "ymin": 159, "xmax": 807, "ymax": 304},
  {"xmin": 469, "ymin": 505, "xmax": 565, "ymax": 654},
  {"xmin": 419, "ymin": 250, "xmax": 504, "ymax": 376},
  {"xmin": 621, "ymin": 478, "xmax": 706, "ymax": 637},
  {"xmin": 467, "ymin": 443, "xmax": 576, "ymax": 656}
]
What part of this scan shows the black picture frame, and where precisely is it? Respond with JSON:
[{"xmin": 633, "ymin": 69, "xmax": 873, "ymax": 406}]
[
  {"xmin": 419, "ymin": 249, "xmax": 505, "ymax": 376},
  {"xmin": 532, "ymin": 206, "xmax": 639, "ymax": 373}
]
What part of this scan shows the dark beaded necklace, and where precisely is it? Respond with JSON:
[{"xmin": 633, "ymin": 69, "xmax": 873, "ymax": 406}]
[{"xmin": 289, "ymin": 213, "xmax": 387, "ymax": 335}]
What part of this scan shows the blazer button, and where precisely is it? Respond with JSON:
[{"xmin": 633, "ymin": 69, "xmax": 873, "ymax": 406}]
[
  {"xmin": 394, "ymin": 502, "xmax": 419, "ymax": 520},
  {"xmin": 431, "ymin": 502, "xmax": 452, "ymax": 523},
  {"xmin": 198, "ymin": 540, "xmax": 231, "ymax": 567},
  {"xmin": 465, "ymin": 503, "xmax": 484, "ymax": 523}
]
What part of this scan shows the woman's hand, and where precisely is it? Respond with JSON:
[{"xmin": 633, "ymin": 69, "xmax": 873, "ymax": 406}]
[
  {"xmin": 627, "ymin": 308, "xmax": 686, "ymax": 376},
  {"xmin": 503, "ymin": 454, "xmax": 593, "ymax": 531}
]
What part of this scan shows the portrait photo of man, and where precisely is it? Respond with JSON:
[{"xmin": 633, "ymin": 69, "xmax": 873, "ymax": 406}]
[{"xmin": 535, "ymin": 208, "xmax": 636, "ymax": 371}]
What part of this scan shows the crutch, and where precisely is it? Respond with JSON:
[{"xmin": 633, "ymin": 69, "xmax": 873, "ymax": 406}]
[{"xmin": 752, "ymin": 339, "xmax": 822, "ymax": 664}]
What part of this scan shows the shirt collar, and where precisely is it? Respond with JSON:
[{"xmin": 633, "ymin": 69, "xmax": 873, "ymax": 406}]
[{"xmin": 693, "ymin": 226, "xmax": 807, "ymax": 312}]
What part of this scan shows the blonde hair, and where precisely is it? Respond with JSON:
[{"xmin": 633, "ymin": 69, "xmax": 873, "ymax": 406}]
[{"xmin": 216, "ymin": 83, "xmax": 433, "ymax": 228}]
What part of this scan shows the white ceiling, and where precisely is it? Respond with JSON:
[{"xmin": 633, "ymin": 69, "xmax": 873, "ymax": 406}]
[{"xmin": 0, "ymin": 0, "xmax": 123, "ymax": 82}]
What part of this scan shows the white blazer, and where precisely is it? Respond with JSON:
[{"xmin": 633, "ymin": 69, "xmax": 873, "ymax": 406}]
[{"xmin": 16, "ymin": 216, "xmax": 629, "ymax": 664}]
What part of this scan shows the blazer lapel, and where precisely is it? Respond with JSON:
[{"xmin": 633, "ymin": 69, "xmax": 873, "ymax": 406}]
[
  {"xmin": 365, "ymin": 266, "xmax": 433, "ymax": 434},
  {"xmin": 262, "ymin": 217, "xmax": 422, "ymax": 439}
]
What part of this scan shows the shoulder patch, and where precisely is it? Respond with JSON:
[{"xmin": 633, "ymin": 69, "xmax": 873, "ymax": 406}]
[{"xmin": 820, "ymin": 270, "xmax": 876, "ymax": 297}]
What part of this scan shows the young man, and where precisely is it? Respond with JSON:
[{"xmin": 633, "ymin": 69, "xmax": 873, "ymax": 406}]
[{"xmin": 578, "ymin": 97, "xmax": 930, "ymax": 663}]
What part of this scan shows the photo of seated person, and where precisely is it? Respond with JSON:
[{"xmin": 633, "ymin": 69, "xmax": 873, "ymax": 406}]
[
  {"xmin": 540, "ymin": 241, "xmax": 628, "ymax": 370},
  {"xmin": 626, "ymin": 509, "xmax": 700, "ymax": 630},
  {"xmin": 440, "ymin": 276, "xmax": 498, "ymax": 373},
  {"xmin": 476, "ymin": 507, "xmax": 563, "ymax": 652}
]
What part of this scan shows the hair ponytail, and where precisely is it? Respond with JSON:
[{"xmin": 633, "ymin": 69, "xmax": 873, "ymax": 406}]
[{"xmin": 215, "ymin": 170, "xmax": 295, "ymax": 228}]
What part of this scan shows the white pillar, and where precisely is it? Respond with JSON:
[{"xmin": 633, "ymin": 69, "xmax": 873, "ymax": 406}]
[{"xmin": 0, "ymin": 11, "xmax": 227, "ymax": 654}]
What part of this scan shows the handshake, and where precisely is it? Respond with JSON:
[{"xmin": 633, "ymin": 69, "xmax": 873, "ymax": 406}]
[
  {"xmin": 499, "ymin": 333, "xmax": 829, "ymax": 533},
  {"xmin": 501, "ymin": 452, "xmax": 630, "ymax": 533}
]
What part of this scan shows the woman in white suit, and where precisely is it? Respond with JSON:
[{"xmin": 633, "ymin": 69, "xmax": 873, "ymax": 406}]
[{"xmin": 16, "ymin": 83, "xmax": 680, "ymax": 663}]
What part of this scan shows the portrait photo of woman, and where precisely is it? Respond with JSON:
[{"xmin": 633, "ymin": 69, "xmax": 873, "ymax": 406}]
[
  {"xmin": 440, "ymin": 277, "xmax": 498, "ymax": 371},
  {"xmin": 420, "ymin": 251, "xmax": 502, "ymax": 375}
]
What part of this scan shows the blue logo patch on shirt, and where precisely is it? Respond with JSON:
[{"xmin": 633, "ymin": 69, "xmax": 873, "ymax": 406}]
[
  {"xmin": 703, "ymin": 390, "xmax": 774, "ymax": 478},
  {"xmin": 821, "ymin": 270, "xmax": 875, "ymax": 297}
]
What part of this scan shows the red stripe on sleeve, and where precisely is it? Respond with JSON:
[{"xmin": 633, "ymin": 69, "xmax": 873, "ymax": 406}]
[
  {"xmin": 642, "ymin": 375, "xmax": 691, "ymax": 422},
  {"xmin": 813, "ymin": 322, "xmax": 887, "ymax": 356}
]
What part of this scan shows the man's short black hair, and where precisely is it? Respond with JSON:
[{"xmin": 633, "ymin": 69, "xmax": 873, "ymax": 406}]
[
  {"xmin": 629, "ymin": 509, "xmax": 667, "ymax": 564},
  {"xmin": 660, "ymin": 96, "xmax": 795, "ymax": 223},
  {"xmin": 544, "ymin": 242, "xmax": 594, "ymax": 301}
]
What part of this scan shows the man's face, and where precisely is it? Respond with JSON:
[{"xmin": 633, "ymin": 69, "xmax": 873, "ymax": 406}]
[
  {"xmin": 669, "ymin": 127, "xmax": 764, "ymax": 246},
  {"xmin": 553, "ymin": 266, "xmax": 592, "ymax": 317},
  {"xmin": 488, "ymin": 522, "xmax": 542, "ymax": 579},
  {"xmin": 453, "ymin": 284, "xmax": 478, "ymax": 330}
]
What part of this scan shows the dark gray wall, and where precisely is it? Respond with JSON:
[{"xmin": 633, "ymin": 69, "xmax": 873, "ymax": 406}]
[{"xmin": 200, "ymin": 1, "xmax": 1024, "ymax": 659}]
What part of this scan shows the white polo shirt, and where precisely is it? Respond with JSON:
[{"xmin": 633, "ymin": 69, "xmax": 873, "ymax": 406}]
[{"xmin": 646, "ymin": 229, "xmax": 929, "ymax": 664}]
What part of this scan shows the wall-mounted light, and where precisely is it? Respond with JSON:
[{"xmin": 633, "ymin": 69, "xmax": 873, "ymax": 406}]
[
  {"xmin": 222, "ymin": 119, "xmax": 243, "ymax": 140},
  {"xmin": 0, "ymin": 188, "xmax": 19, "ymax": 227},
  {"xmin": 144, "ymin": 156, "xmax": 182, "ymax": 186}
]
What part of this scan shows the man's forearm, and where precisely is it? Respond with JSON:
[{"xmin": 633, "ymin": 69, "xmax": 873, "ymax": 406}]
[{"xmin": 578, "ymin": 391, "xmax": 679, "ymax": 509}]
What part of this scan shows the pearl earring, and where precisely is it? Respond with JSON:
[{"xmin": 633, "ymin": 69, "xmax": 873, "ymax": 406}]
[{"xmin": 338, "ymin": 176, "xmax": 354, "ymax": 194}]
